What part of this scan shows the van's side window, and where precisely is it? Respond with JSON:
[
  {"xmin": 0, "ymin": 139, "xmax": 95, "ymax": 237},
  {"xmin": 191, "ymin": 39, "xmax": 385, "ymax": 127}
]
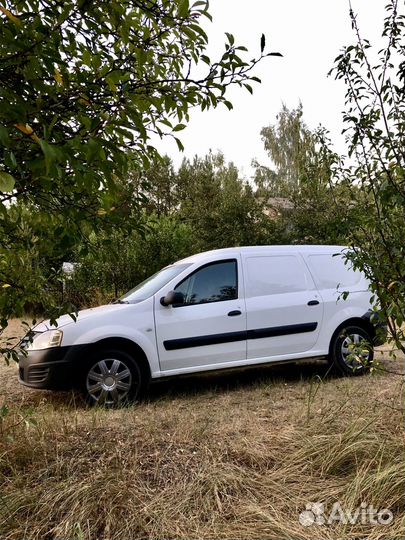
[
  {"xmin": 308, "ymin": 254, "xmax": 362, "ymax": 289},
  {"xmin": 245, "ymin": 255, "xmax": 310, "ymax": 297},
  {"xmin": 174, "ymin": 260, "xmax": 237, "ymax": 306}
]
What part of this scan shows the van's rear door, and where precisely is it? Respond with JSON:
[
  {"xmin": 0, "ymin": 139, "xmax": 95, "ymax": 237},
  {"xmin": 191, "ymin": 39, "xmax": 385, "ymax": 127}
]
[{"xmin": 243, "ymin": 252, "xmax": 323, "ymax": 360}]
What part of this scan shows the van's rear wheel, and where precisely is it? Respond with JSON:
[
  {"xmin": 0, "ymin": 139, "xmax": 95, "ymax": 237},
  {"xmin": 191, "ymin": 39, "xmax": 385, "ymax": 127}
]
[
  {"xmin": 329, "ymin": 325, "xmax": 373, "ymax": 375},
  {"xmin": 84, "ymin": 349, "xmax": 143, "ymax": 406}
]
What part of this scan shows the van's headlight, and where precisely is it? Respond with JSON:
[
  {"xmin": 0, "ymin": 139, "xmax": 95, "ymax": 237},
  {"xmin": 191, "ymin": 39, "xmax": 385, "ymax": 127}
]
[{"xmin": 27, "ymin": 329, "xmax": 63, "ymax": 350}]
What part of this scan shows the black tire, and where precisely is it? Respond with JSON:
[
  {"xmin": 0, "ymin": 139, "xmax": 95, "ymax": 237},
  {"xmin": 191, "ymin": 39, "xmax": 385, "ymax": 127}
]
[
  {"xmin": 82, "ymin": 348, "xmax": 144, "ymax": 407},
  {"xmin": 329, "ymin": 325, "xmax": 374, "ymax": 376}
]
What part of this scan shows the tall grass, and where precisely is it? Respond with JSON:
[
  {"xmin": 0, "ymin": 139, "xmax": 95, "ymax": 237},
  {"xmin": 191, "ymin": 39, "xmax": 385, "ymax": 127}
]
[{"xmin": 0, "ymin": 358, "xmax": 404, "ymax": 540}]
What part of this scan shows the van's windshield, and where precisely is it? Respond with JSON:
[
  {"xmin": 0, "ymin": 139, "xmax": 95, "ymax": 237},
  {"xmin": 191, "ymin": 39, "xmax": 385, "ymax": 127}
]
[{"xmin": 118, "ymin": 263, "xmax": 192, "ymax": 304}]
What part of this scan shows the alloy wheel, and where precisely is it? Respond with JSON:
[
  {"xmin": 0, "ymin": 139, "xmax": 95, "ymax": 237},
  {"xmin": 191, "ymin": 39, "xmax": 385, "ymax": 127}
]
[
  {"xmin": 340, "ymin": 333, "xmax": 370, "ymax": 369},
  {"xmin": 86, "ymin": 358, "xmax": 133, "ymax": 405}
]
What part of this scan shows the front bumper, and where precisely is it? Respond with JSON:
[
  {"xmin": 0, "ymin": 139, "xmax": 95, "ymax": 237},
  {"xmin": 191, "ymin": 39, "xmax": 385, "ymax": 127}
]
[{"xmin": 18, "ymin": 345, "xmax": 86, "ymax": 390}]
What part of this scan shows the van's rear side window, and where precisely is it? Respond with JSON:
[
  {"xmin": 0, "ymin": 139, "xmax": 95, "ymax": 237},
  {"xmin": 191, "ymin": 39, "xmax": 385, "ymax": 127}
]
[{"xmin": 308, "ymin": 254, "xmax": 363, "ymax": 289}]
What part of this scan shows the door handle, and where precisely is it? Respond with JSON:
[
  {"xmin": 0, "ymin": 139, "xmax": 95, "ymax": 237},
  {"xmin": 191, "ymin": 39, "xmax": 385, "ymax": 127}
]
[
  {"xmin": 307, "ymin": 300, "xmax": 320, "ymax": 306},
  {"xmin": 228, "ymin": 310, "xmax": 242, "ymax": 316}
]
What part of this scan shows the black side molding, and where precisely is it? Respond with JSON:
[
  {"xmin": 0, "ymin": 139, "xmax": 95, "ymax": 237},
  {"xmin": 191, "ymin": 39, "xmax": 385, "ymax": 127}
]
[
  {"xmin": 163, "ymin": 322, "xmax": 318, "ymax": 351},
  {"xmin": 164, "ymin": 330, "xmax": 246, "ymax": 351},
  {"xmin": 247, "ymin": 322, "xmax": 318, "ymax": 340}
]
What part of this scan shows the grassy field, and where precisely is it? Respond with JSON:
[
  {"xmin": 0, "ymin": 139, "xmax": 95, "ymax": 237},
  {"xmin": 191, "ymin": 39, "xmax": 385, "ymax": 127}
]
[{"xmin": 0, "ymin": 319, "xmax": 404, "ymax": 540}]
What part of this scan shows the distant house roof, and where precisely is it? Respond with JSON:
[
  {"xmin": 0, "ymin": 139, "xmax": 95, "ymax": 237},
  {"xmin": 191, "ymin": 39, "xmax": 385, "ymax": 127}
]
[{"xmin": 258, "ymin": 197, "xmax": 294, "ymax": 218}]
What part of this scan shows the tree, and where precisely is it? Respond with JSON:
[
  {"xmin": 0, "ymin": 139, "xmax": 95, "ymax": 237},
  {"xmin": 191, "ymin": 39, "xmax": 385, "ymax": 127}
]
[
  {"xmin": 176, "ymin": 152, "xmax": 222, "ymax": 249},
  {"xmin": 255, "ymin": 105, "xmax": 354, "ymax": 244},
  {"xmin": 212, "ymin": 155, "xmax": 271, "ymax": 247},
  {"xmin": 255, "ymin": 103, "xmax": 313, "ymax": 195},
  {"xmin": 328, "ymin": 0, "xmax": 405, "ymax": 352},
  {"xmin": 66, "ymin": 213, "xmax": 195, "ymax": 306},
  {"xmin": 176, "ymin": 152, "xmax": 271, "ymax": 249},
  {"xmin": 140, "ymin": 156, "xmax": 177, "ymax": 218},
  {"xmin": 0, "ymin": 0, "xmax": 280, "ymax": 353}
]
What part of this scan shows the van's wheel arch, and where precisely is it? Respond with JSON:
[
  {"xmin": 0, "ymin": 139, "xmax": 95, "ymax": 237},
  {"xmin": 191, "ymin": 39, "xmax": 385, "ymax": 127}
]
[
  {"xmin": 329, "ymin": 322, "xmax": 374, "ymax": 375},
  {"xmin": 81, "ymin": 347, "xmax": 147, "ymax": 406}
]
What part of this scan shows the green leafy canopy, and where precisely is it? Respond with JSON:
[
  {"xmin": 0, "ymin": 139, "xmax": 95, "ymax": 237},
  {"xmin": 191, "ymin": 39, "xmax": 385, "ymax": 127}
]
[{"xmin": 0, "ymin": 0, "xmax": 280, "ymax": 348}]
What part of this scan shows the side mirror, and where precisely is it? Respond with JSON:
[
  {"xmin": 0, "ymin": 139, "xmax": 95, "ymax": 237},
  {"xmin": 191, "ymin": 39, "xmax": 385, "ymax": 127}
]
[{"xmin": 160, "ymin": 291, "xmax": 185, "ymax": 307}]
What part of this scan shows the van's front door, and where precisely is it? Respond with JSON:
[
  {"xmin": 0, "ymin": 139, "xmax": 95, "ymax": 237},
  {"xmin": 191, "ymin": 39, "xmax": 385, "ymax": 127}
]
[
  {"xmin": 242, "ymin": 253, "xmax": 323, "ymax": 360},
  {"xmin": 155, "ymin": 258, "xmax": 247, "ymax": 373}
]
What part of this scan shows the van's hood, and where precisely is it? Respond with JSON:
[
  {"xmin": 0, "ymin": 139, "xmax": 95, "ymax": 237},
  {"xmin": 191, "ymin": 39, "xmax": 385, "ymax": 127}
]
[{"xmin": 34, "ymin": 303, "xmax": 133, "ymax": 332}]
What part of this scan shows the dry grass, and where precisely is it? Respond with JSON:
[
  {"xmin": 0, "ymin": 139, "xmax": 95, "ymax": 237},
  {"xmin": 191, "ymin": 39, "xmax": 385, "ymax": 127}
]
[{"xmin": 0, "ymin": 319, "xmax": 404, "ymax": 539}]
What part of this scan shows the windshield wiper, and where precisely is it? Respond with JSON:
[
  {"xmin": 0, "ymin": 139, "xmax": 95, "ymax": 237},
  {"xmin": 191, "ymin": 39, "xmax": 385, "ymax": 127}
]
[{"xmin": 111, "ymin": 299, "xmax": 129, "ymax": 304}]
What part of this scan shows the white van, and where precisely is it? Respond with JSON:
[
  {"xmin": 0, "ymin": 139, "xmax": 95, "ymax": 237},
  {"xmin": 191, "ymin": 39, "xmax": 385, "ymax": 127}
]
[{"xmin": 18, "ymin": 245, "xmax": 385, "ymax": 405}]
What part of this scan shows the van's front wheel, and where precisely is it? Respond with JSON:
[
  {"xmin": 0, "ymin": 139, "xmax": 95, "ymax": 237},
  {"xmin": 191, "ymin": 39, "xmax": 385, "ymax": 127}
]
[
  {"xmin": 329, "ymin": 325, "xmax": 374, "ymax": 375},
  {"xmin": 84, "ymin": 349, "xmax": 143, "ymax": 406}
]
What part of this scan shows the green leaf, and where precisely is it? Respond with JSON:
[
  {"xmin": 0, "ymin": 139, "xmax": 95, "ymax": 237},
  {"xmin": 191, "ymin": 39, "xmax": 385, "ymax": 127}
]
[
  {"xmin": 82, "ymin": 48, "xmax": 91, "ymax": 66},
  {"xmin": 225, "ymin": 32, "xmax": 234, "ymax": 46},
  {"xmin": 0, "ymin": 171, "xmax": 15, "ymax": 192},
  {"xmin": 173, "ymin": 124, "xmax": 187, "ymax": 132},
  {"xmin": 0, "ymin": 126, "xmax": 10, "ymax": 147},
  {"xmin": 174, "ymin": 137, "xmax": 184, "ymax": 151},
  {"xmin": 0, "ymin": 404, "xmax": 9, "ymax": 418},
  {"xmin": 39, "ymin": 140, "xmax": 58, "ymax": 172},
  {"xmin": 178, "ymin": 0, "xmax": 189, "ymax": 17},
  {"xmin": 106, "ymin": 76, "xmax": 117, "ymax": 92}
]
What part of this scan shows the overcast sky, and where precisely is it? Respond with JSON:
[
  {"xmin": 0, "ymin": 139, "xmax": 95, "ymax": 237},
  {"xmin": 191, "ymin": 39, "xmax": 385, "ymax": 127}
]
[{"xmin": 157, "ymin": 1, "xmax": 386, "ymax": 178}]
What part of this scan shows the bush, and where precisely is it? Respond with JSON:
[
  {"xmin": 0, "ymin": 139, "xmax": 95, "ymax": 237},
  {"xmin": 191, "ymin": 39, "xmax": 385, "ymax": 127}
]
[{"xmin": 63, "ymin": 214, "xmax": 195, "ymax": 308}]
